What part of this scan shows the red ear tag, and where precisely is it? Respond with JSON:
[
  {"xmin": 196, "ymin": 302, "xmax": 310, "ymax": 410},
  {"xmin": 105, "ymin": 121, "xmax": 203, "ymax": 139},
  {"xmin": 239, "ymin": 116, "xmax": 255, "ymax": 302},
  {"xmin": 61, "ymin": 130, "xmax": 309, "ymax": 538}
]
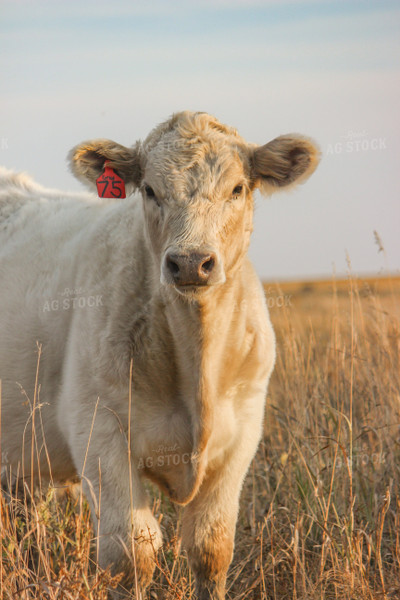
[{"xmin": 96, "ymin": 161, "xmax": 126, "ymax": 199}]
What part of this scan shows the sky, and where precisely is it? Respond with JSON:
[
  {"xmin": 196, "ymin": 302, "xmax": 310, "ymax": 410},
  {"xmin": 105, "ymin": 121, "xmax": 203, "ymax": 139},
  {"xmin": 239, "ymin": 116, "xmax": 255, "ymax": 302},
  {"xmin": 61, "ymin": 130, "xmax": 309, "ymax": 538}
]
[{"xmin": 1, "ymin": 0, "xmax": 399, "ymax": 281}]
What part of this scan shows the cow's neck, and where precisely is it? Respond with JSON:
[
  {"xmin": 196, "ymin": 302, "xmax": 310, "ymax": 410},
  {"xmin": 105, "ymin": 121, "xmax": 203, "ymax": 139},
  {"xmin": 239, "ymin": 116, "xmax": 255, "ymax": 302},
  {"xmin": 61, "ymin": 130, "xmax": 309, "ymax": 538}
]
[{"xmin": 159, "ymin": 277, "xmax": 240, "ymax": 495}]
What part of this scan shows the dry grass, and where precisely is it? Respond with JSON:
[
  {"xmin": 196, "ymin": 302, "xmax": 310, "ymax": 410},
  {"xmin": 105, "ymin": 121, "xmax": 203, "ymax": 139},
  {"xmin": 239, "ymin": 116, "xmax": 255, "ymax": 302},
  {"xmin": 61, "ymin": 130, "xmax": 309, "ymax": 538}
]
[{"xmin": 1, "ymin": 273, "xmax": 399, "ymax": 599}]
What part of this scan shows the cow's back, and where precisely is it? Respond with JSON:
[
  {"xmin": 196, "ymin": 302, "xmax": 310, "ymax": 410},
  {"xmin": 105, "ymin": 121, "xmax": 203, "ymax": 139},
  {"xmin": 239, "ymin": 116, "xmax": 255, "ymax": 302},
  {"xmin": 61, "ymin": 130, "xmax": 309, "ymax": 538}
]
[{"xmin": 0, "ymin": 168, "xmax": 144, "ymax": 481}]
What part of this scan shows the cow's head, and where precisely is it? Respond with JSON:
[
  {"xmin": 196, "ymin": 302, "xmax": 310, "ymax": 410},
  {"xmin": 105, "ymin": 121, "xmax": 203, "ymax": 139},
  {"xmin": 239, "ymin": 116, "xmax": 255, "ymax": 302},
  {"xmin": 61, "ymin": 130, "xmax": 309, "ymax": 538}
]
[{"xmin": 69, "ymin": 111, "xmax": 319, "ymax": 299}]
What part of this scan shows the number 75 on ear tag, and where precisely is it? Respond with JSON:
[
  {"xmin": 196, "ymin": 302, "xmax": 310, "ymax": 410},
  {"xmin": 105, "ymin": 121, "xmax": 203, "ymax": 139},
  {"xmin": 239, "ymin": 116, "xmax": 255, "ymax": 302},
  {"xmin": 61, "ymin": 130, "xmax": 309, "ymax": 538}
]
[{"xmin": 96, "ymin": 161, "xmax": 126, "ymax": 199}]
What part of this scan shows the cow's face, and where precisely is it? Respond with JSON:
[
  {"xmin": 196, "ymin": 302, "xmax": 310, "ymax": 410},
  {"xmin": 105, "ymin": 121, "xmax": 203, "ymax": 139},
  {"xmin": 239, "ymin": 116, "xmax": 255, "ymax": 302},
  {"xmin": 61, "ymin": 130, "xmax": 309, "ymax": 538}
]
[
  {"xmin": 70, "ymin": 112, "xmax": 319, "ymax": 299},
  {"xmin": 140, "ymin": 127, "xmax": 255, "ymax": 295}
]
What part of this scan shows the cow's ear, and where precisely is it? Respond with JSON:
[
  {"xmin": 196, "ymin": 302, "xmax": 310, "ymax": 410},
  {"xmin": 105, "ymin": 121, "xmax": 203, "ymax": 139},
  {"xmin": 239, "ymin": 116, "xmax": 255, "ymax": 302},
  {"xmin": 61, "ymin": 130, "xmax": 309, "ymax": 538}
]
[
  {"xmin": 68, "ymin": 139, "xmax": 142, "ymax": 194},
  {"xmin": 251, "ymin": 135, "xmax": 320, "ymax": 195}
]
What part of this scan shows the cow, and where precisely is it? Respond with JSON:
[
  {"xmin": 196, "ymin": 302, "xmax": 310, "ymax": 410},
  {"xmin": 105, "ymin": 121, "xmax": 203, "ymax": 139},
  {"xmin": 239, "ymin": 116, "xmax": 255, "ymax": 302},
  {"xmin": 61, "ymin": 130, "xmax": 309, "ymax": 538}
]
[{"xmin": 0, "ymin": 111, "xmax": 319, "ymax": 599}]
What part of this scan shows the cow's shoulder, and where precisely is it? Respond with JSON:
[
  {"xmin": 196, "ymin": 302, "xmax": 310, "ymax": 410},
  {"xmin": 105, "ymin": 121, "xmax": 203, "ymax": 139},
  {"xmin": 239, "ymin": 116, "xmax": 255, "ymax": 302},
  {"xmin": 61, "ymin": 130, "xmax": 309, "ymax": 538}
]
[
  {"xmin": 235, "ymin": 258, "xmax": 276, "ymax": 371},
  {"xmin": 238, "ymin": 258, "xmax": 270, "ymax": 317}
]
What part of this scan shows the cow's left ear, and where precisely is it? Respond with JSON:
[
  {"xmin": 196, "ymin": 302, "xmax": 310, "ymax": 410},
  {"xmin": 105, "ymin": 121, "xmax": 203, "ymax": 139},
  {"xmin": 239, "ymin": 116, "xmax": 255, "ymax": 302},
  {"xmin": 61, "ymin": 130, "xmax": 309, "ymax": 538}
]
[
  {"xmin": 251, "ymin": 135, "xmax": 320, "ymax": 194},
  {"xmin": 68, "ymin": 139, "xmax": 142, "ymax": 194}
]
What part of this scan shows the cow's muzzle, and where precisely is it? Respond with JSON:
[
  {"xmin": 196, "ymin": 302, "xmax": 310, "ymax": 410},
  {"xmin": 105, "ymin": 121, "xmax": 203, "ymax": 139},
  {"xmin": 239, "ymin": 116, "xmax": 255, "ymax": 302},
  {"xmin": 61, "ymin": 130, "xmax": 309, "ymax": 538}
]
[{"xmin": 162, "ymin": 249, "xmax": 225, "ymax": 288}]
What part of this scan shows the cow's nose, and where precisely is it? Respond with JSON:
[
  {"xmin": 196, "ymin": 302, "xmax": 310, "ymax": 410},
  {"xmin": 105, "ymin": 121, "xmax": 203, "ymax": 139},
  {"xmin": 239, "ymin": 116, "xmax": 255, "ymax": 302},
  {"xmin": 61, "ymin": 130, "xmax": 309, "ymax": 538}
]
[{"xmin": 165, "ymin": 251, "xmax": 217, "ymax": 286}]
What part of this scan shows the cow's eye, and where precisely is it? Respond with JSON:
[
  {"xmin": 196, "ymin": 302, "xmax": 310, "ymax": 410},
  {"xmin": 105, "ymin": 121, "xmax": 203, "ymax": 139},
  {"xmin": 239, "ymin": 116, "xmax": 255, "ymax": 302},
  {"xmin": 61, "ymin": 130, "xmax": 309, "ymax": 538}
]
[
  {"xmin": 144, "ymin": 185, "xmax": 155, "ymax": 198},
  {"xmin": 232, "ymin": 184, "xmax": 243, "ymax": 196},
  {"xmin": 144, "ymin": 185, "xmax": 161, "ymax": 207}
]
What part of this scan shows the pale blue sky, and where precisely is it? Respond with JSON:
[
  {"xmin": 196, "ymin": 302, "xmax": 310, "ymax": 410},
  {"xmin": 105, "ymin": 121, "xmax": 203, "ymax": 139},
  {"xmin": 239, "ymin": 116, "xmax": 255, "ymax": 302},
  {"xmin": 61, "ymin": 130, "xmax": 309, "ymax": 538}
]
[{"xmin": 1, "ymin": 0, "xmax": 399, "ymax": 280}]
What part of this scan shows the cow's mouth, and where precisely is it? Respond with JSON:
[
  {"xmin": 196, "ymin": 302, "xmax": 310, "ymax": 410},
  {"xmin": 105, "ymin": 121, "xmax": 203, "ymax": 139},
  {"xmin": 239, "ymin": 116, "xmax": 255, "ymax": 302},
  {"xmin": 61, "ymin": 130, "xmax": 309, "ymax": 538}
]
[{"xmin": 173, "ymin": 283, "xmax": 212, "ymax": 296}]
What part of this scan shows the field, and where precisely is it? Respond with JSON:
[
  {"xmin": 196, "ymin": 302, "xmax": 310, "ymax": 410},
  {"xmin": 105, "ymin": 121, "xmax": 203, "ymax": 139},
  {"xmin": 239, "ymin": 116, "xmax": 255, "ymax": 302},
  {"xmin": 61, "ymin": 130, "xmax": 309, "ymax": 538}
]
[{"xmin": 1, "ymin": 274, "xmax": 399, "ymax": 599}]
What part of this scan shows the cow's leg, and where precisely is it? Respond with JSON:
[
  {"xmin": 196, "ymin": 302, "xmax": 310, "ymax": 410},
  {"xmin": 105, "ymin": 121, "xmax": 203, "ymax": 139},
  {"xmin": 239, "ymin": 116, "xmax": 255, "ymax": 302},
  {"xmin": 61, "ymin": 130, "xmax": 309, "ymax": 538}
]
[
  {"xmin": 182, "ymin": 408, "xmax": 264, "ymax": 600},
  {"xmin": 67, "ymin": 411, "xmax": 162, "ymax": 599}
]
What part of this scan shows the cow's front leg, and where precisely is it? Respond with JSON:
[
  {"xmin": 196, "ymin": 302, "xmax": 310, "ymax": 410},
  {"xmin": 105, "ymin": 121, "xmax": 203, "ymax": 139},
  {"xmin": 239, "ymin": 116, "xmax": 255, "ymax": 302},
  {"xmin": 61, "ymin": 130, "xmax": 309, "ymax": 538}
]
[
  {"xmin": 68, "ymin": 412, "xmax": 162, "ymax": 599},
  {"xmin": 182, "ymin": 484, "xmax": 234, "ymax": 600},
  {"xmin": 182, "ymin": 411, "xmax": 264, "ymax": 600}
]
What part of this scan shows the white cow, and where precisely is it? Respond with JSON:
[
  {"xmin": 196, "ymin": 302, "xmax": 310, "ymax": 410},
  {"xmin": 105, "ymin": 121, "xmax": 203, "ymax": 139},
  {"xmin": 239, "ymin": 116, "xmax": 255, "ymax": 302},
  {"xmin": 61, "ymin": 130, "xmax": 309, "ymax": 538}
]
[{"xmin": 0, "ymin": 111, "xmax": 319, "ymax": 599}]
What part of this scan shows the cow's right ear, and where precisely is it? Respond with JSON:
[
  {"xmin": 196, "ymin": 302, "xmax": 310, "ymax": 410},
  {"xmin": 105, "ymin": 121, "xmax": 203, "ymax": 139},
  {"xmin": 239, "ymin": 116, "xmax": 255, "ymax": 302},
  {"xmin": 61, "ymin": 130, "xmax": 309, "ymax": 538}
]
[{"xmin": 68, "ymin": 139, "xmax": 142, "ymax": 194}]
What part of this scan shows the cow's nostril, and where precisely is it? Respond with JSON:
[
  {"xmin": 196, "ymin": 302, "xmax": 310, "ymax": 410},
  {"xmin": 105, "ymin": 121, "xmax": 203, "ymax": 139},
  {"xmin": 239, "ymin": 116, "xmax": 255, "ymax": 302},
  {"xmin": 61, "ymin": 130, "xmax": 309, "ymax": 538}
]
[
  {"xmin": 167, "ymin": 256, "xmax": 180, "ymax": 275},
  {"xmin": 201, "ymin": 257, "xmax": 215, "ymax": 274}
]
